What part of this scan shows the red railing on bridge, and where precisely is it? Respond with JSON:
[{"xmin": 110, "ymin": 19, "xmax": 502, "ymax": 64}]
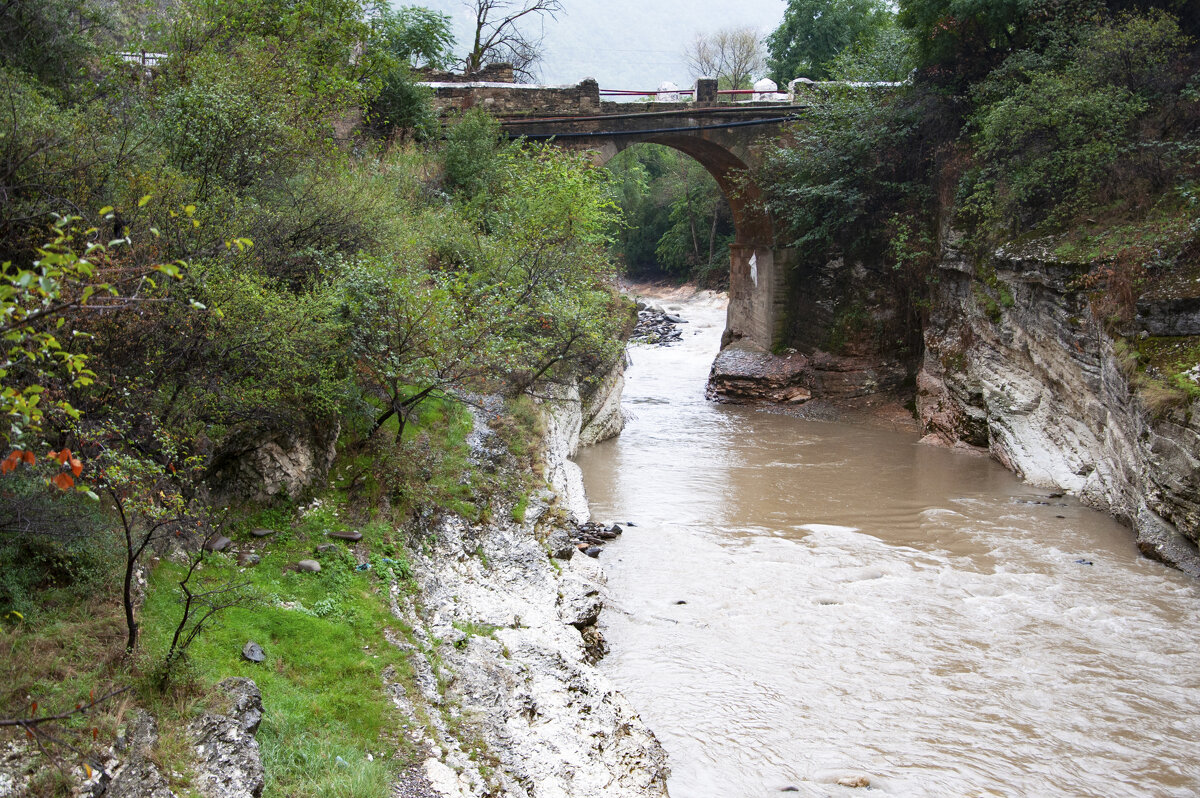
[
  {"xmin": 599, "ymin": 89, "xmax": 696, "ymax": 96},
  {"xmin": 598, "ymin": 88, "xmax": 775, "ymax": 98}
]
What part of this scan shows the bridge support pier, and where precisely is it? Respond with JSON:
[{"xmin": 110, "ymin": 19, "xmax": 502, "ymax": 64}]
[{"xmin": 724, "ymin": 244, "xmax": 793, "ymax": 351}]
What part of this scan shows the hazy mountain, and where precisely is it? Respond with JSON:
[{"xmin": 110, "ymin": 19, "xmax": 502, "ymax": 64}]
[{"xmin": 416, "ymin": 0, "xmax": 787, "ymax": 90}]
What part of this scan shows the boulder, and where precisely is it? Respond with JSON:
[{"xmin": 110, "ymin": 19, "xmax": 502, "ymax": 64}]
[
  {"xmin": 296, "ymin": 560, "xmax": 321, "ymax": 573},
  {"xmin": 329, "ymin": 530, "xmax": 363, "ymax": 542},
  {"xmin": 107, "ymin": 712, "xmax": 173, "ymax": 798},
  {"xmin": 241, "ymin": 641, "xmax": 265, "ymax": 664},
  {"xmin": 546, "ymin": 527, "xmax": 576, "ymax": 560},
  {"xmin": 206, "ymin": 420, "xmax": 339, "ymax": 504},
  {"xmin": 204, "ymin": 535, "xmax": 231, "ymax": 553}
]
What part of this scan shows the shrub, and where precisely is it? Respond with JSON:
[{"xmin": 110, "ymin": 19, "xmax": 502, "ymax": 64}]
[
  {"xmin": 440, "ymin": 108, "xmax": 504, "ymax": 199},
  {"xmin": 0, "ymin": 474, "xmax": 115, "ymax": 622}
]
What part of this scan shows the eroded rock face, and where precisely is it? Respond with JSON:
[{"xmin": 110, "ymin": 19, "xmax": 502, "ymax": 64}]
[
  {"xmin": 542, "ymin": 360, "xmax": 627, "ymax": 524},
  {"xmin": 206, "ymin": 421, "xmax": 339, "ymax": 503},
  {"xmin": 386, "ymin": 388, "xmax": 668, "ymax": 797},
  {"xmin": 107, "ymin": 712, "xmax": 175, "ymax": 798},
  {"xmin": 106, "ymin": 680, "xmax": 265, "ymax": 798},
  {"xmin": 919, "ymin": 233, "xmax": 1200, "ymax": 577}
]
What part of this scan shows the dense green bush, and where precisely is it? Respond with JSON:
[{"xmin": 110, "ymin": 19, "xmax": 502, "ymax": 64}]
[
  {"xmin": 440, "ymin": 107, "xmax": 505, "ymax": 199},
  {"xmin": 960, "ymin": 10, "xmax": 1198, "ymax": 237}
]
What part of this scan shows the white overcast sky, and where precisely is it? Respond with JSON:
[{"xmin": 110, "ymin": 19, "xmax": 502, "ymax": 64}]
[{"xmin": 414, "ymin": 0, "xmax": 789, "ymax": 89}]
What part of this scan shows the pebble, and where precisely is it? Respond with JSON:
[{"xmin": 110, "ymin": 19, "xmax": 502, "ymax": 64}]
[
  {"xmin": 297, "ymin": 559, "xmax": 321, "ymax": 572},
  {"xmin": 316, "ymin": 543, "xmax": 337, "ymax": 554},
  {"xmin": 238, "ymin": 552, "xmax": 261, "ymax": 567},
  {"xmin": 242, "ymin": 641, "xmax": 265, "ymax": 663},
  {"xmin": 836, "ymin": 775, "xmax": 871, "ymax": 788},
  {"xmin": 584, "ymin": 546, "xmax": 602, "ymax": 558}
]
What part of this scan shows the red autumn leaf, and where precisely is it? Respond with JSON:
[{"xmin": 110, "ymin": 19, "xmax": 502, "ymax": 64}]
[
  {"xmin": 0, "ymin": 452, "xmax": 19, "ymax": 474},
  {"xmin": 20, "ymin": 450, "xmax": 35, "ymax": 466},
  {"xmin": 69, "ymin": 457, "xmax": 82, "ymax": 477},
  {"xmin": 53, "ymin": 448, "xmax": 71, "ymax": 465},
  {"xmin": 92, "ymin": 728, "xmax": 98, "ymax": 740},
  {"xmin": 30, "ymin": 701, "xmax": 37, "ymax": 714},
  {"xmin": 51, "ymin": 473, "xmax": 74, "ymax": 490}
]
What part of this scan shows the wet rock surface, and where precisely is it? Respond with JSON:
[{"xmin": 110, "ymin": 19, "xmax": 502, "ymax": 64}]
[
  {"xmin": 564, "ymin": 521, "xmax": 625, "ymax": 559},
  {"xmin": 631, "ymin": 303, "xmax": 686, "ymax": 345}
]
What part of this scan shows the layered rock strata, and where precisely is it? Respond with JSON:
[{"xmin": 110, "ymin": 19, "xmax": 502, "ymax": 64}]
[{"xmin": 918, "ymin": 234, "xmax": 1200, "ymax": 576}]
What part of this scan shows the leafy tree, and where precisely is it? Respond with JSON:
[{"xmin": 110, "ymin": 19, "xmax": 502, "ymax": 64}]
[
  {"xmin": 684, "ymin": 27, "xmax": 766, "ymax": 90},
  {"xmin": 606, "ymin": 145, "xmax": 734, "ymax": 285},
  {"xmin": 441, "ymin": 107, "xmax": 505, "ymax": 199},
  {"xmin": 960, "ymin": 9, "xmax": 1196, "ymax": 235},
  {"xmin": 340, "ymin": 255, "xmax": 502, "ymax": 440},
  {"xmin": 653, "ymin": 156, "xmax": 732, "ymax": 283},
  {"xmin": 0, "ymin": 0, "xmax": 109, "ymax": 94},
  {"xmin": 374, "ymin": 5, "xmax": 455, "ymax": 69},
  {"xmin": 767, "ymin": 0, "xmax": 893, "ymax": 82},
  {"xmin": 827, "ymin": 24, "xmax": 917, "ymax": 82},
  {"xmin": 0, "ymin": 212, "xmax": 184, "ymax": 449},
  {"xmin": 364, "ymin": 5, "xmax": 454, "ymax": 139}
]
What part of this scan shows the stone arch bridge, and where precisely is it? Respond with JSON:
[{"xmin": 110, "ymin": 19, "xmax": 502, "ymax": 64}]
[{"xmin": 422, "ymin": 73, "xmax": 806, "ymax": 350}]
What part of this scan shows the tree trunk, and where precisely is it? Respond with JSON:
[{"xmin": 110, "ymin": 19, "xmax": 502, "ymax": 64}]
[{"xmin": 123, "ymin": 552, "xmax": 138, "ymax": 653}]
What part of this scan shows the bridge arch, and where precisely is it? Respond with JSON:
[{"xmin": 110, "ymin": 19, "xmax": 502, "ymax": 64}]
[
  {"xmin": 583, "ymin": 135, "xmax": 790, "ymax": 350},
  {"xmin": 422, "ymin": 77, "xmax": 800, "ymax": 349},
  {"xmin": 590, "ymin": 135, "xmax": 773, "ymax": 248}
]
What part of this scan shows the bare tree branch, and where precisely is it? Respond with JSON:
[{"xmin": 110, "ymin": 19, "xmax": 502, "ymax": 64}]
[{"xmin": 461, "ymin": 0, "xmax": 562, "ymax": 82}]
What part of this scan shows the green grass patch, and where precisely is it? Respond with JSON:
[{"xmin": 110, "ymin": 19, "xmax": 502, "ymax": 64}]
[{"xmin": 139, "ymin": 527, "xmax": 423, "ymax": 798}]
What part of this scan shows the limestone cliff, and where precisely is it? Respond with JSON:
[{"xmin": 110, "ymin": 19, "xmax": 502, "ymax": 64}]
[
  {"xmin": 386, "ymin": 359, "xmax": 668, "ymax": 797},
  {"xmin": 918, "ymin": 232, "xmax": 1200, "ymax": 577}
]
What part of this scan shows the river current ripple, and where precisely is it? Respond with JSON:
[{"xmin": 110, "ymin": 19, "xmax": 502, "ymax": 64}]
[{"xmin": 574, "ymin": 290, "xmax": 1200, "ymax": 798}]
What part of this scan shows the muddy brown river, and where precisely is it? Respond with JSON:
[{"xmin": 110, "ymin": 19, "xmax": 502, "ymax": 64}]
[{"xmin": 574, "ymin": 290, "xmax": 1200, "ymax": 798}]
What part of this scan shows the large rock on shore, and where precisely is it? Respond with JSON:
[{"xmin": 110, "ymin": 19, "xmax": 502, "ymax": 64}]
[{"xmin": 707, "ymin": 340, "xmax": 908, "ymax": 404}]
